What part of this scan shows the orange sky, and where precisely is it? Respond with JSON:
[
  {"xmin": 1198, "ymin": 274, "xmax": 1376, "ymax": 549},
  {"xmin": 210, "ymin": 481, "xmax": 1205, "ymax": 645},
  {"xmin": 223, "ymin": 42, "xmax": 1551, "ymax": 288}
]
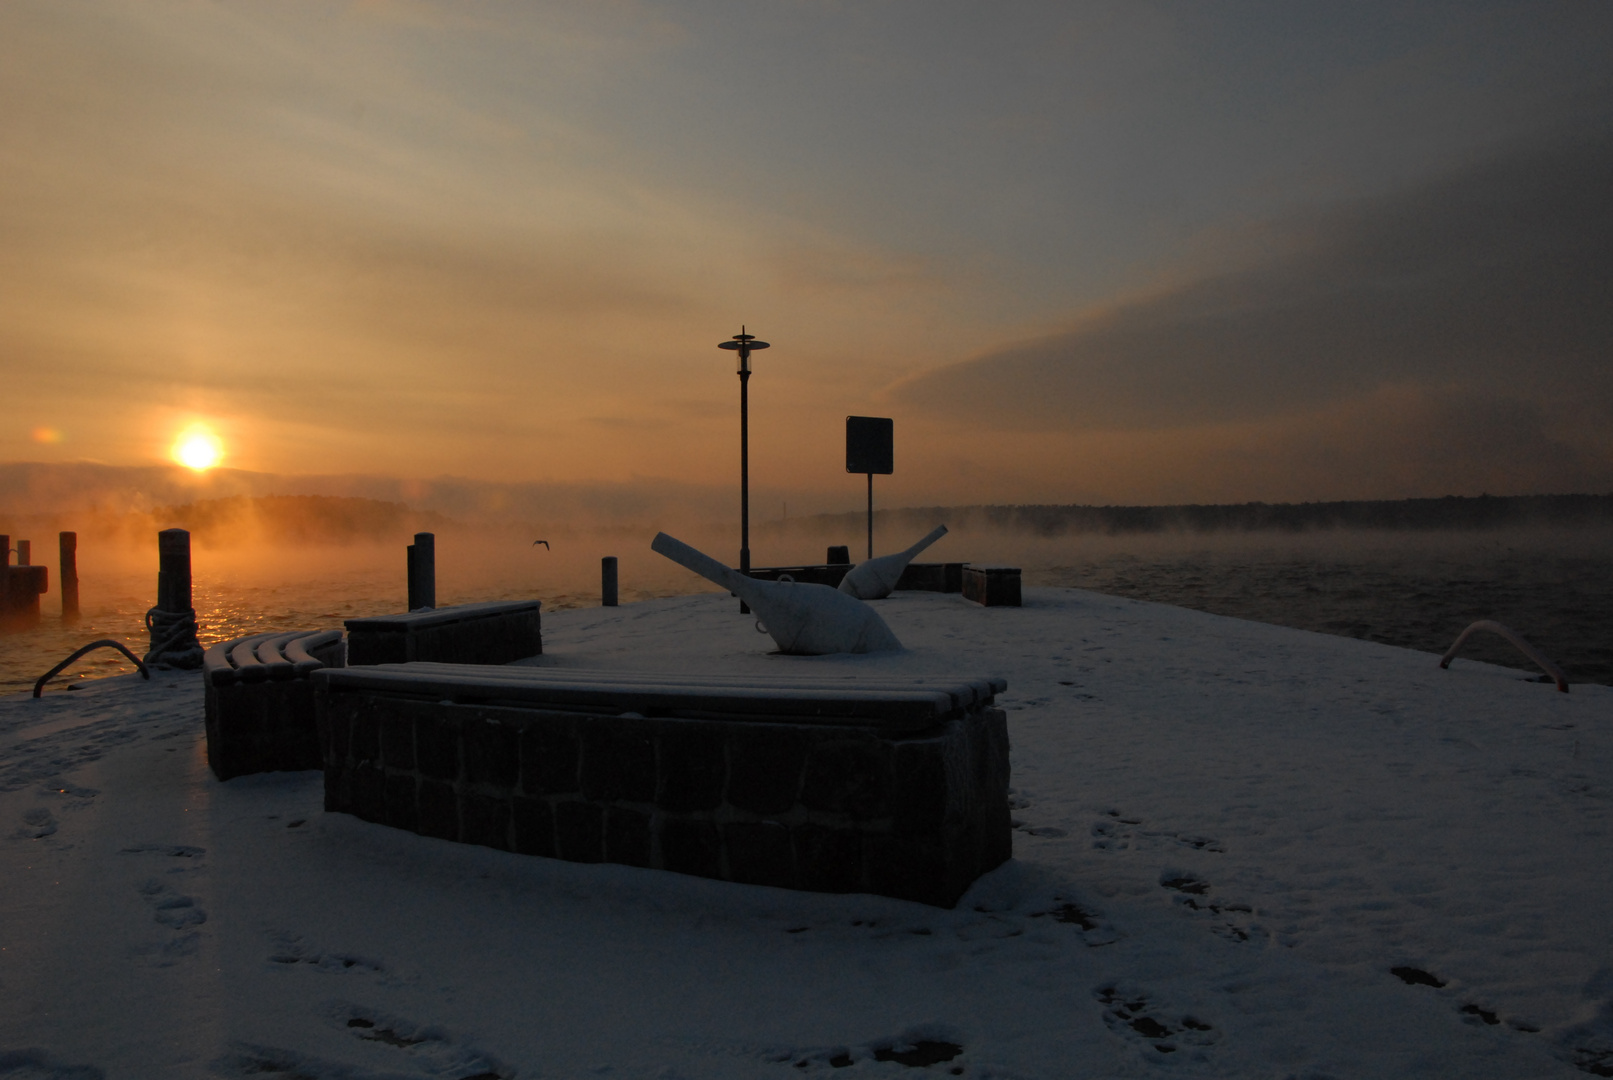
[{"xmin": 4, "ymin": 2, "xmax": 1611, "ymax": 512}]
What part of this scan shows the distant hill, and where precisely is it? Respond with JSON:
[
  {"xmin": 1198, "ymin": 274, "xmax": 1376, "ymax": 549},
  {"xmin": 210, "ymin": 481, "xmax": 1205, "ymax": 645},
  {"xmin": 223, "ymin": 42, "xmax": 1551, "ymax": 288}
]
[
  {"xmin": 776, "ymin": 493, "xmax": 1613, "ymax": 538},
  {"xmin": 148, "ymin": 495, "xmax": 455, "ymax": 546},
  {"xmin": 0, "ymin": 495, "xmax": 455, "ymax": 548}
]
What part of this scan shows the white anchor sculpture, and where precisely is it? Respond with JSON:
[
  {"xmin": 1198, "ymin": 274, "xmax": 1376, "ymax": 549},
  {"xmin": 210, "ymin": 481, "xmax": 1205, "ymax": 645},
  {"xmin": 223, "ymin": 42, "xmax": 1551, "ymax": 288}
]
[
  {"xmin": 651, "ymin": 532, "xmax": 902, "ymax": 655},
  {"xmin": 838, "ymin": 524, "xmax": 949, "ymax": 601}
]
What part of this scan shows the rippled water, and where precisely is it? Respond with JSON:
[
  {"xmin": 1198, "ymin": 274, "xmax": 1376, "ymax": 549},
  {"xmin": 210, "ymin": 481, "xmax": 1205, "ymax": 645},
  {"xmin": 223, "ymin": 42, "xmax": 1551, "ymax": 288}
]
[
  {"xmin": 1027, "ymin": 530, "xmax": 1613, "ymax": 688},
  {"xmin": 3, "ymin": 528, "xmax": 1607, "ymax": 695},
  {"xmin": 0, "ymin": 540, "xmax": 722, "ymax": 697}
]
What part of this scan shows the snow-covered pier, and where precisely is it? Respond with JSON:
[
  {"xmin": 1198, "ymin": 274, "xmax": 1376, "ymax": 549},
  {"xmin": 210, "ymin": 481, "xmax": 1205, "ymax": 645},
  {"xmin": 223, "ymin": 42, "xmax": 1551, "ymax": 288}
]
[{"xmin": 1, "ymin": 587, "xmax": 1608, "ymax": 1078}]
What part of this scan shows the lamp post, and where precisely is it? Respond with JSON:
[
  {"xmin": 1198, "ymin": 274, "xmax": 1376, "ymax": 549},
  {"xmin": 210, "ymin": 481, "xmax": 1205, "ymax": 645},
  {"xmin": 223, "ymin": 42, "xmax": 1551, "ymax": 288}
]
[{"xmin": 718, "ymin": 327, "xmax": 769, "ymax": 611}]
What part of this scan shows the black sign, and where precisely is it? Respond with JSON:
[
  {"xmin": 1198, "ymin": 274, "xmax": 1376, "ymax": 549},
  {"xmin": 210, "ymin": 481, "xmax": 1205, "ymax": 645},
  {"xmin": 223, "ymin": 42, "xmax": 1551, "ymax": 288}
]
[{"xmin": 846, "ymin": 416, "xmax": 893, "ymax": 475}]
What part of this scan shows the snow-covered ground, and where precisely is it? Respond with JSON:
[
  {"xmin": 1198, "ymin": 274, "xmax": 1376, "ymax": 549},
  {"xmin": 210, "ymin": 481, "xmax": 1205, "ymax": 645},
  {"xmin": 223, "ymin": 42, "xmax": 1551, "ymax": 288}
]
[{"xmin": 1, "ymin": 587, "xmax": 1609, "ymax": 1079}]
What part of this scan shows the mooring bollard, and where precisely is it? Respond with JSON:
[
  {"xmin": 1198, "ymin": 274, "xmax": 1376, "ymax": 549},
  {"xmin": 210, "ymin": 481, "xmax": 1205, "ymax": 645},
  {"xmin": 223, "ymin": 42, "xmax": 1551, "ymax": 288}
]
[
  {"xmin": 827, "ymin": 545, "xmax": 850, "ymax": 565},
  {"xmin": 157, "ymin": 528, "xmax": 191, "ymax": 613},
  {"xmin": 59, "ymin": 532, "xmax": 78, "ymax": 622},
  {"xmin": 407, "ymin": 532, "xmax": 436, "ymax": 611},
  {"xmin": 16, "ymin": 540, "xmax": 30, "ymax": 566},
  {"xmin": 602, "ymin": 556, "xmax": 618, "ymax": 607},
  {"xmin": 148, "ymin": 528, "xmax": 202, "ymax": 668}
]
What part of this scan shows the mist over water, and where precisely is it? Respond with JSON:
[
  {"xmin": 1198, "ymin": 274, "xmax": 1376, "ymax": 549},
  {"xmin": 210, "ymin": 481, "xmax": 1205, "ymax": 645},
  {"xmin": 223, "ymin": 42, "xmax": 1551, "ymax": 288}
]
[
  {"xmin": 3, "ymin": 518, "xmax": 1608, "ymax": 695},
  {"xmin": 1023, "ymin": 528, "xmax": 1613, "ymax": 688},
  {"xmin": 0, "ymin": 528, "xmax": 731, "ymax": 696}
]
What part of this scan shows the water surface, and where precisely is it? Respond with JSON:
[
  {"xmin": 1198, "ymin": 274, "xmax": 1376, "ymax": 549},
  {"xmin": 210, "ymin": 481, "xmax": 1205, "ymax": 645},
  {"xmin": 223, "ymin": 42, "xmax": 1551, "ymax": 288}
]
[{"xmin": 3, "ymin": 527, "xmax": 1606, "ymax": 695}]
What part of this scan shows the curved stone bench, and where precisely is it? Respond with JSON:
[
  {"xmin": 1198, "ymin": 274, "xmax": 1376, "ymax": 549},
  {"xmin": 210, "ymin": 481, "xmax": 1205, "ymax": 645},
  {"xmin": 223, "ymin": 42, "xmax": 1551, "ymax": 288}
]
[
  {"xmin": 314, "ymin": 664, "xmax": 1011, "ymax": 907},
  {"xmin": 344, "ymin": 600, "xmax": 542, "ymax": 667},
  {"xmin": 205, "ymin": 629, "xmax": 345, "ymax": 781}
]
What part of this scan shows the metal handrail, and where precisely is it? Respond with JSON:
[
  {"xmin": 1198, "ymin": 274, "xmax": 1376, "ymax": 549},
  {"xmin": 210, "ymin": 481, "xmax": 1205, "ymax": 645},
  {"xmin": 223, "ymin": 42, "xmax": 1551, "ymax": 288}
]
[
  {"xmin": 1439, "ymin": 620, "xmax": 1569, "ymax": 693},
  {"xmin": 34, "ymin": 639, "xmax": 152, "ymax": 698}
]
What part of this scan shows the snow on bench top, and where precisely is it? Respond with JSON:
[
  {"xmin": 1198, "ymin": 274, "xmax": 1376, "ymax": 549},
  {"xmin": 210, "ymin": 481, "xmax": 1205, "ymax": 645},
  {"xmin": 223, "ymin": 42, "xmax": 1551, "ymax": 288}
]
[
  {"xmin": 204, "ymin": 628, "xmax": 342, "ymax": 685},
  {"xmin": 343, "ymin": 599, "xmax": 542, "ymax": 632},
  {"xmin": 319, "ymin": 662, "xmax": 1004, "ymax": 728}
]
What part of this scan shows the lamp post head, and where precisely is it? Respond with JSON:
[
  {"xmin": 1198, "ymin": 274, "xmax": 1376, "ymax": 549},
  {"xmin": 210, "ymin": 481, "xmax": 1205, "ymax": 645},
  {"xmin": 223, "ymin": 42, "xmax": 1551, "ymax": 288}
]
[{"xmin": 718, "ymin": 325, "xmax": 770, "ymax": 374}]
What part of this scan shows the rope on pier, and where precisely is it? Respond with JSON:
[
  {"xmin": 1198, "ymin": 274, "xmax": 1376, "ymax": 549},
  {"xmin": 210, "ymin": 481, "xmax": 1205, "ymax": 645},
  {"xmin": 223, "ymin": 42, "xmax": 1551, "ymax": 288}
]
[{"xmin": 145, "ymin": 606, "xmax": 203, "ymax": 669}]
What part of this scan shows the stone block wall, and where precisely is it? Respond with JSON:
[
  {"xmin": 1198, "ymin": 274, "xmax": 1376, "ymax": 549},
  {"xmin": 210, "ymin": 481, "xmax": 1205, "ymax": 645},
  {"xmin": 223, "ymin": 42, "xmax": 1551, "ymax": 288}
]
[
  {"xmin": 962, "ymin": 566, "xmax": 1022, "ymax": 607},
  {"xmin": 345, "ymin": 602, "xmax": 543, "ymax": 666},
  {"xmin": 896, "ymin": 562, "xmax": 967, "ymax": 593},
  {"xmin": 205, "ymin": 632, "xmax": 345, "ymax": 781},
  {"xmin": 316, "ymin": 689, "xmax": 1011, "ymax": 907},
  {"xmin": 206, "ymin": 677, "xmax": 324, "ymax": 779}
]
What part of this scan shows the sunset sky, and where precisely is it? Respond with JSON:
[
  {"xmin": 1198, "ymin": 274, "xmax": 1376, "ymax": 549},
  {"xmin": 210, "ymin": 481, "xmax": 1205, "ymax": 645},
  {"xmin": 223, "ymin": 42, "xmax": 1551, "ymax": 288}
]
[{"xmin": 3, "ymin": 1, "xmax": 1611, "ymax": 513}]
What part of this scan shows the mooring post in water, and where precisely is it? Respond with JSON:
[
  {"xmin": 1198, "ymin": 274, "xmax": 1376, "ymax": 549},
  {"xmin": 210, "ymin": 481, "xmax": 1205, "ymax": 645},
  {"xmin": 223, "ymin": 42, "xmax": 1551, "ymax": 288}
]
[
  {"xmin": 148, "ymin": 528, "xmax": 202, "ymax": 668},
  {"xmin": 59, "ymin": 532, "xmax": 79, "ymax": 622},
  {"xmin": 157, "ymin": 529, "xmax": 192, "ymax": 613},
  {"xmin": 0, "ymin": 534, "xmax": 9, "ymax": 612},
  {"xmin": 602, "ymin": 556, "xmax": 619, "ymax": 607},
  {"xmin": 407, "ymin": 532, "xmax": 435, "ymax": 610}
]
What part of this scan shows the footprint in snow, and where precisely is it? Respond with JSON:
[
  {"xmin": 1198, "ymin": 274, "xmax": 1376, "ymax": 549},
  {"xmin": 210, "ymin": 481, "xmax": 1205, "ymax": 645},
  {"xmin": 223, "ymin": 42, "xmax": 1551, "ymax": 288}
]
[
  {"xmin": 121, "ymin": 843, "xmax": 205, "ymax": 859},
  {"xmin": 1092, "ymin": 811, "xmax": 1225, "ymax": 854},
  {"xmin": 781, "ymin": 1034, "xmax": 965, "ymax": 1073},
  {"xmin": 286, "ymin": 1004, "xmax": 512, "ymax": 1077},
  {"xmin": 219, "ymin": 1041, "xmax": 505, "ymax": 1080},
  {"xmin": 1012, "ymin": 819, "xmax": 1068, "ymax": 838},
  {"xmin": 266, "ymin": 932, "xmax": 384, "ymax": 973},
  {"xmin": 1390, "ymin": 966, "xmax": 1540, "ymax": 1037},
  {"xmin": 1568, "ymin": 1045, "xmax": 1613, "ymax": 1077},
  {"xmin": 1090, "ymin": 812, "xmax": 1142, "ymax": 857},
  {"xmin": 1095, "ymin": 982, "xmax": 1219, "ymax": 1059},
  {"xmin": 1027, "ymin": 899, "xmax": 1122, "ymax": 946},
  {"xmin": 0, "ymin": 1047, "xmax": 106, "ymax": 1079},
  {"xmin": 138, "ymin": 877, "xmax": 206, "ymax": 929},
  {"xmin": 16, "ymin": 807, "xmax": 57, "ymax": 839},
  {"xmin": 1160, "ymin": 871, "xmax": 1262, "ymax": 943}
]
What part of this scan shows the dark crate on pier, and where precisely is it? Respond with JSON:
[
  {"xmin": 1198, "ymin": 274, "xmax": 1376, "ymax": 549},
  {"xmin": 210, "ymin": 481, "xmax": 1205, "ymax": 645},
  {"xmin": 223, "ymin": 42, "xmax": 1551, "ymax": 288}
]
[
  {"xmin": 745, "ymin": 564, "xmax": 851, "ymax": 587},
  {"xmin": 345, "ymin": 600, "xmax": 543, "ymax": 667},
  {"xmin": 896, "ymin": 562, "xmax": 967, "ymax": 593},
  {"xmin": 962, "ymin": 566, "xmax": 1021, "ymax": 607},
  {"xmin": 313, "ymin": 665, "xmax": 1012, "ymax": 908},
  {"xmin": 204, "ymin": 630, "xmax": 345, "ymax": 780}
]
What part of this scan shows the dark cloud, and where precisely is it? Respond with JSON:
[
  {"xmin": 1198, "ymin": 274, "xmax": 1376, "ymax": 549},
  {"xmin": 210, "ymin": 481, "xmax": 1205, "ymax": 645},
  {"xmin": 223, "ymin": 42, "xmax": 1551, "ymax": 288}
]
[{"xmin": 890, "ymin": 129, "xmax": 1613, "ymax": 432}]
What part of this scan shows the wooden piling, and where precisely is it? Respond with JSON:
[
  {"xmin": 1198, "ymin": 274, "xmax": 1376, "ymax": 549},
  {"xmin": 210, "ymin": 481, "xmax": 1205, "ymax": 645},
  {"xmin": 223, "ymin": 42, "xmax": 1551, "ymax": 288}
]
[
  {"xmin": 59, "ymin": 532, "xmax": 79, "ymax": 621},
  {"xmin": 406, "ymin": 544, "xmax": 418, "ymax": 608},
  {"xmin": 602, "ymin": 556, "xmax": 619, "ymax": 607},
  {"xmin": 1, "ymin": 534, "xmax": 8, "ymax": 611},
  {"xmin": 407, "ymin": 532, "xmax": 435, "ymax": 610},
  {"xmin": 148, "ymin": 528, "xmax": 201, "ymax": 667},
  {"xmin": 157, "ymin": 528, "xmax": 192, "ymax": 612}
]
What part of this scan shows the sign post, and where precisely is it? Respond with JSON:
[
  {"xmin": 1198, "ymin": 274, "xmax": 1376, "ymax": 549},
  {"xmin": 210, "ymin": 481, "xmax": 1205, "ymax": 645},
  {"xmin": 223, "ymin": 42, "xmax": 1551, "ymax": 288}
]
[{"xmin": 846, "ymin": 416, "xmax": 893, "ymax": 559}]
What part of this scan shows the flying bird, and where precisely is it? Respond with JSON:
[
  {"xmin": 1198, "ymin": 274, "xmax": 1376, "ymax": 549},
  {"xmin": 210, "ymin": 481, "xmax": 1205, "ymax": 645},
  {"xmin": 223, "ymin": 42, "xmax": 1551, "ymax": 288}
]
[{"xmin": 533, "ymin": 540, "xmax": 550, "ymax": 549}]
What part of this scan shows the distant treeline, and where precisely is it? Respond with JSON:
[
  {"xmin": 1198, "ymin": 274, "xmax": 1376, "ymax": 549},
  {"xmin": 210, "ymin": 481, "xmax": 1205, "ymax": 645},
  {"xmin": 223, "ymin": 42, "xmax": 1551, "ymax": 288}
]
[
  {"xmin": 785, "ymin": 494, "xmax": 1613, "ymax": 538},
  {"xmin": 0, "ymin": 495, "xmax": 456, "ymax": 548},
  {"xmin": 148, "ymin": 495, "xmax": 455, "ymax": 546}
]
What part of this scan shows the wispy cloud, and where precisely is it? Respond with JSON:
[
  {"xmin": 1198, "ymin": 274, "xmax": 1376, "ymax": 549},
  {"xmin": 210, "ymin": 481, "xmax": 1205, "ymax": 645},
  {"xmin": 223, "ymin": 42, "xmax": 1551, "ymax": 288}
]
[{"xmin": 890, "ymin": 129, "xmax": 1613, "ymax": 434}]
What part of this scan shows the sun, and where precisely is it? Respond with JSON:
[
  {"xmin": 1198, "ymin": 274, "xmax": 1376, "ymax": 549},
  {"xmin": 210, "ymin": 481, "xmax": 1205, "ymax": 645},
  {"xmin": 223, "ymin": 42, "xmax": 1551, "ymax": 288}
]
[{"xmin": 171, "ymin": 426, "xmax": 224, "ymax": 471}]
